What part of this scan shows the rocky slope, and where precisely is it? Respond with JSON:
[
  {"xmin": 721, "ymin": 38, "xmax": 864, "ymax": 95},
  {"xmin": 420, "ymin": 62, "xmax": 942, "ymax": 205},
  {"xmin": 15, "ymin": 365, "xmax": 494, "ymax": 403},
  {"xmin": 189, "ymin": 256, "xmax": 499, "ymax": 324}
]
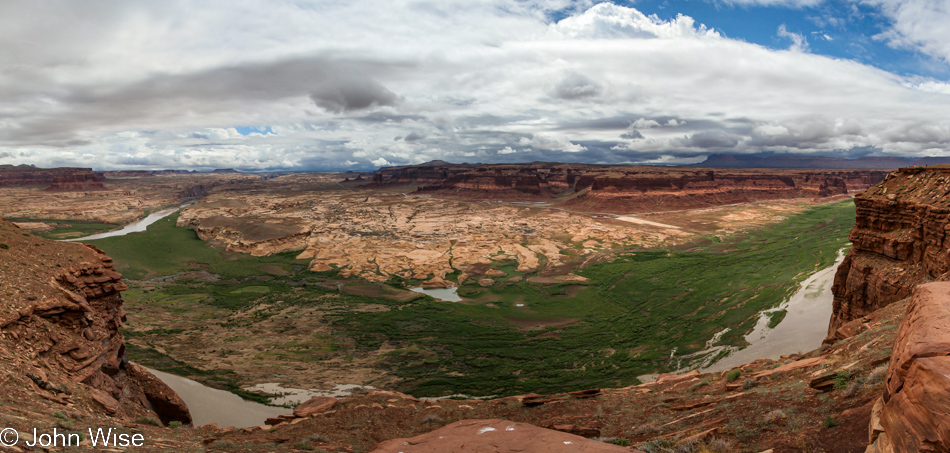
[
  {"xmin": 827, "ymin": 166, "xmax": 950, "ymax": 340},
  {"xmin": 0, "ymin": 219, "xmax": 190, "ymax": 428},
  {"xmin": 374, "ymin": 162, "xmax": 887, "ymax": 214}
]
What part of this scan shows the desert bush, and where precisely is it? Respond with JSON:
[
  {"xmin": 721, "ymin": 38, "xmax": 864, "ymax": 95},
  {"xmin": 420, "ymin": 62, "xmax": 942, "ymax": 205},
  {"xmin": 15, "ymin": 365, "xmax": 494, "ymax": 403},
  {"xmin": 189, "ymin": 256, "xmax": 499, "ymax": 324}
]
[
  {"xmin": 421, "ymin": 414, "xmax": 445, "ymax": 424},
  {"xmin": 864, "ymin": 365, "xmax": 888, "ymax": 386},
  {"xmin": 0, "ymin": 243, "xmax": 8, "ymax": 250},
  {"xmin": 133, "ymin": 416, "xmax": 162, "ymax": 426},
  {"xmin": 211, "ymin": 440, "xmax": 239, "ymax": 451},
  {"xmin": 763, "ymin": 409, "xmax": 786, "ymax": 424},
  {"xmin": 822, "ymin": 415, "xmax": 839, "ymax": 428},
  {"xmin": 833, "ymin": 372, "xmax": 851, "ymax": 390},
  {"xmin": 632, "ymin": 422, "xmax": 660, "ymax": 435},
  {"xmin": 168, "ymin": 420, "xmax": 182, "ymax": 428},
  {"xmin": 725, "ymin": 369, "xmax": 742, "ymax": 382}
]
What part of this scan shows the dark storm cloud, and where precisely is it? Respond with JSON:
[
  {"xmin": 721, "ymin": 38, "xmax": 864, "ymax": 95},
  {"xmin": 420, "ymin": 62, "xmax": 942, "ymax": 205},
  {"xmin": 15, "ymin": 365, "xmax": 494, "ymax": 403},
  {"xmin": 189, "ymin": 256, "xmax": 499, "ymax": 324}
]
[
  {"xmin": 1, "ymin": 56, "xmax": 407, "ymax": 146},
  {"xmin": 309, "ymin": 77, "xmax": 399, "ymax": 113},
  {"xmin": 403, "ymin": 132, "xmax": 426, "ymax": 142},
  {"xmin": 687, "ymin": 130, "xmax": 742, "ymax": 148},
  {"xmin": 620, "ymin": 129, "xmax": 644, "ymax": 139}
]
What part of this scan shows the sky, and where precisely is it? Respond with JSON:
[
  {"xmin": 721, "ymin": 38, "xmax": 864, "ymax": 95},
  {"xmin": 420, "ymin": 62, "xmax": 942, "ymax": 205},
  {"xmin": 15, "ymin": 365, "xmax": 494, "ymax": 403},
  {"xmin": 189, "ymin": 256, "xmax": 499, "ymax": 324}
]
[{"xmin": 1, "ymin": 0, "xmax": 950, "ymax": 171}]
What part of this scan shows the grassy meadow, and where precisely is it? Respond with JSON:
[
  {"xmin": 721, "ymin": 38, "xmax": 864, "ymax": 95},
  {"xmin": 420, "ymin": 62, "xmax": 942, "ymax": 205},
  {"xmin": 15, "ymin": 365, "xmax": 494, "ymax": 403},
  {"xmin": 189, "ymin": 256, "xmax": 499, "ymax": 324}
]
[{"xmin": 89, "ymin": 200, "xmax": 855, "ymax": 398}]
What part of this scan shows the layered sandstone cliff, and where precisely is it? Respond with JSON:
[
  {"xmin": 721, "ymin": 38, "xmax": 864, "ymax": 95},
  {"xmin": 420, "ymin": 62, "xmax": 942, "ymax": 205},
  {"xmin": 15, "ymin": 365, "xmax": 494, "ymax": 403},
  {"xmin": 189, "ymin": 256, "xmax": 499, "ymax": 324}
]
[
  {"xmin": 0, "ymin": 164, "xmax": 105, "ymax": 191},
  {"xmin": 0, "ymin": 219, "xmax": 190, "ymax": 425},
  {"xmin": 827, "ymin": 166, "xmax": 950, "ymax": 340},
  {"xmin": 375, "ymin": 162, "xmax": 886, "ymax": 213}
]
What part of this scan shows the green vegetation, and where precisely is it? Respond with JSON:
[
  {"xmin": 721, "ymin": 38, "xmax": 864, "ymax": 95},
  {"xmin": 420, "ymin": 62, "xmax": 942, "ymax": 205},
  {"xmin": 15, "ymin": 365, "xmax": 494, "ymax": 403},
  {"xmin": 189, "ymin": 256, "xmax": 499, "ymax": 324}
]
[
  {"xmin": 725, "ymin": 369, "xmax": 743, "ymax": 382},
  {"xmin": 822, "ymin": 415, "xmax": 840, "ymax": 428},
  {"xmin": 767, "ymin": 309, "xmax": 788, "ymax": 329},
  {"xmin": 6, "ymin": 217, "xmax": 118, "ymax": 239},
  {"xmin": 92, "ymin": 200, "xmax": 856, "ymax": 398},
  {"xmin": 88, "ymin": 214, "xmax": 308, "ymax": 280},
  {"xmin": 833, "ymin": 371, "xmax": 852, "ymax": 390}
]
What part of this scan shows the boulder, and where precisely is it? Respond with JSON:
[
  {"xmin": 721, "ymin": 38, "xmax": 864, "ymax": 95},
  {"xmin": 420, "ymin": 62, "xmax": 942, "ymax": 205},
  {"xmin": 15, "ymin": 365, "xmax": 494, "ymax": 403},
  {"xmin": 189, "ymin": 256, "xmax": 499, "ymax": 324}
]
[
  {"xmin": 371, "ymin": 419, "xmax": 637, "ymax": 452},
  {"xmin": 126, "ymin": 364, "xmax": 192, "ymax": 426},
  {"xmin": 293, "ymin": 396, "xmax": 337, "ymax": 417}
]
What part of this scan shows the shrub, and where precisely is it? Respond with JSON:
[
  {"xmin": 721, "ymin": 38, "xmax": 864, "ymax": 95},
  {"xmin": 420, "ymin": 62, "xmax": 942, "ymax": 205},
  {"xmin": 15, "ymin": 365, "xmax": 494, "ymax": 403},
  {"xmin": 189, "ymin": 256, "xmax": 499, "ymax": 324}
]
[
  {"xmin": 211, "ymin": 440, "xmax": 239, "ymax": 451},
  {"xmin": 134, "ymin": 416, "xmax": 162, "ymax": 426},
  {"xmin": 293, "ymin": 441, "xmax": 316, "ymax": 451},
  {"xmin": 612, "ymin": 438, "xmax": 632, "ymax": 447},
  {"xmin": 632, "ymin": 422, "xmax": 660, "ymax": 435},
  {"xmin": 168, "ymin": 420, "xmax": 182, "ymax": 428},
  {"xmin": 864, "ymin": 365, "xmax": 888, "ymax": 386},
  {"xmin": 0, "ymin": 243, "xmax": 8, "ymax": 250},
  {"xmin": 421, "ymin": 414, "xmax": 445, "ymax": 424},
  {"xmin": 763, "ymin": 409, "xmax": 786, "ymax": 424},
  {"xmin": 688, "ymin": 379, "xmax": 711, "ymax": 392},
  {"xmin": 725, "ymin": 369, "xmax": 742, "ymax": 382},
  {"xmin": 833, "ymin": 372, "xmax": 851, "ymax": 390},
  {"xmin": 822, "ymin": 415, "xmax": 839, "ymax": 428},
  {"xmin": 706, "ymin": 437, "xmax": 736, "ymax": 453}
]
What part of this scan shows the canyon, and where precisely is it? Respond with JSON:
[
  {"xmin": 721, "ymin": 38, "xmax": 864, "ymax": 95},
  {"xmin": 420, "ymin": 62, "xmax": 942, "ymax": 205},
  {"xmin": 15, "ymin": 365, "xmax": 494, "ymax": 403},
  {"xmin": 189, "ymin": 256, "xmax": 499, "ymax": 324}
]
[{"xmin": 3, "ymin": 162, "xmax": 948, "ymax": 451}]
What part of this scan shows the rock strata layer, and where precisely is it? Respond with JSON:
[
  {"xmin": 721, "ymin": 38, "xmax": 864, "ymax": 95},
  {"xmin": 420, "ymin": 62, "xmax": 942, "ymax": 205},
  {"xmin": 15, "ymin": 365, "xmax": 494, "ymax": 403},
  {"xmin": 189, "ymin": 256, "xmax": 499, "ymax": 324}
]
[
  {"xmin": 828, "ymin": 166, "xmax": 950, "ymax": 340},
  {"xmin": 0, "ymin": 219, "xmax": 191, "ymax": 425}
]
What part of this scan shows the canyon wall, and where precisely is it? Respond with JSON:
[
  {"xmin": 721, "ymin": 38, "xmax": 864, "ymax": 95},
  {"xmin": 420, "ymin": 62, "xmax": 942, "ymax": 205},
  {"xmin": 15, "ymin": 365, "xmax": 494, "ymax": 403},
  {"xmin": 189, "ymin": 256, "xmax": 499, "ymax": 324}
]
[
  {"xmin": 0, "ymin": 220, "xmax": 190, "ymax": 425},
  {"xmin": 375, "ymin": 163, "xmax": 887, "ymax": 213},
  {"xmin": 827, "ymin": 166, "xmax": 950, "ymax": 341},
  {"xmin": 0, "ymin": 164, "xmax": 105, "ymax": 191}
]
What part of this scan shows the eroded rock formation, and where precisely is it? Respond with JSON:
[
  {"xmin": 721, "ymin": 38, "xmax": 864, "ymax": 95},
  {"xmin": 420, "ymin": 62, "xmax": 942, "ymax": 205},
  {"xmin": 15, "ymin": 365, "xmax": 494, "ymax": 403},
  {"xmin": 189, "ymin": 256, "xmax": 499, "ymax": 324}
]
[
  {"xmin": 0, "ymin": 220, "xmax": 191, "ymax": 425},
  {"xmin": 867, "ymin": 282, "xmax": 950, "ymax": 452},
  {"xmin": 828, "ymin": 166, "xmax": 950, "ymax": 340}
]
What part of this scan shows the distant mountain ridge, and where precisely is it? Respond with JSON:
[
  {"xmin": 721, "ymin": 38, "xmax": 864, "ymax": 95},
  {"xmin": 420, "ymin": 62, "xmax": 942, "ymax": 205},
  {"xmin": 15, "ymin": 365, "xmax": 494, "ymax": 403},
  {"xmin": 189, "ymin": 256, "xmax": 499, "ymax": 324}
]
[{"xmin": 697, "ymin": 154, "xmax": 950, "ymax": 169}]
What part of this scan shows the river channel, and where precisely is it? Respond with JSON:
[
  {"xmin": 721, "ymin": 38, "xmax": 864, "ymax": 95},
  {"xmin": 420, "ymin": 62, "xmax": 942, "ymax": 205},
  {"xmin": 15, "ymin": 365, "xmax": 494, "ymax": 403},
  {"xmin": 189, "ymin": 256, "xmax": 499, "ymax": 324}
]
[{"xmin": 63, "ymin": 205, "xmax": 186, "ymax": 242}]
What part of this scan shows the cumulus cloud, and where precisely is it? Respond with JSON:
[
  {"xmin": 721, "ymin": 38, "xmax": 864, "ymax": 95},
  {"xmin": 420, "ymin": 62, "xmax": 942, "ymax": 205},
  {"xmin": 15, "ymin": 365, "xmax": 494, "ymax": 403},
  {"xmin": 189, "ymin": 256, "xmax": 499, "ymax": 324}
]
[
  {"xmin": 521, "ymin": 134, "xmax": 587, "ymax": 152},
  {"xmin": 865, "ymin": 0, "xmax": 950, "ymax": 64},
  {"xmin": 0, "ymin": 1, "xmax": 948, "ymax": 170},
  {"xmin": 620, "ymin": 129, "xmax": 645, "ymax": 140}
]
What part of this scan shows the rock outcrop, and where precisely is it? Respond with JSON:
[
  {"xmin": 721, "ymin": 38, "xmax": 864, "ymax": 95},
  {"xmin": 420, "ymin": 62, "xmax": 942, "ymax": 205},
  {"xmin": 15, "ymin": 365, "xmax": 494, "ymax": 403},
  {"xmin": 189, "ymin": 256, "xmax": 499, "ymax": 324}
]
[
  {"xmin": 828, "ymin": 166, "xmax": 950, "ymax": 340},
  {"xmin": 867, "ymin": 282, "xmax": 950, "ymax": 452},
  {"xmin": 0, "ymin": 164, "xmax": 105, "ymax": 191},
  {"xmin": 370, "ymin": 419, "xmax": 638, "ymax": 453},
  {"xmin": 0, "ymin": 219, "xmax": 191, "ymax": 425}
]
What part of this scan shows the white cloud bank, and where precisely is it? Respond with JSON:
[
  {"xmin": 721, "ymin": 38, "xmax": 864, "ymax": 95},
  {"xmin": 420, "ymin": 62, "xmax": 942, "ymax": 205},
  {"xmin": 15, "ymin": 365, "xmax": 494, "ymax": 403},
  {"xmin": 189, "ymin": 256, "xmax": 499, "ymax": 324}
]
[{"xmin": 0, "ymin": 1, "xmax": 948, "ymax": 170}]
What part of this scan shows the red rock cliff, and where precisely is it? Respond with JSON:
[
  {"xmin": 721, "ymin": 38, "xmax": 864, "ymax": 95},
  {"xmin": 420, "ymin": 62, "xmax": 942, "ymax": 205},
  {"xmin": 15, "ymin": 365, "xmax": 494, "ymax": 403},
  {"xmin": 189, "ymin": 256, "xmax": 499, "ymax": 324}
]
[
  {"xmin": 374, "ymin": 162, "xmax": 886, "ymax": 213},
  {"xmin": 0, "ymin": 164, "xmax": 105, "ymax": 191},
  {"xmin": 827, "ymin": 166, "xmax": 950, "ymax": 341},
  {"xmin": 0, "ymin": 219, "xmax": 190, "ymax": 425}
]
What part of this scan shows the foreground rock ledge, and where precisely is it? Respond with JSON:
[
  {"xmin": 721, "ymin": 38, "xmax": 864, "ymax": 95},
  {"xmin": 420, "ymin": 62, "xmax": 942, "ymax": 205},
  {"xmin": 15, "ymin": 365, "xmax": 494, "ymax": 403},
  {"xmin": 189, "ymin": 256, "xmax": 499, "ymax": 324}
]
[
  {"xmin": 371, "ymin": 419, "xmax": 638, "ymax": 453},
  {"xmin": 867, "ymin": 282, "xmax": 950, "ymax": 452}
]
